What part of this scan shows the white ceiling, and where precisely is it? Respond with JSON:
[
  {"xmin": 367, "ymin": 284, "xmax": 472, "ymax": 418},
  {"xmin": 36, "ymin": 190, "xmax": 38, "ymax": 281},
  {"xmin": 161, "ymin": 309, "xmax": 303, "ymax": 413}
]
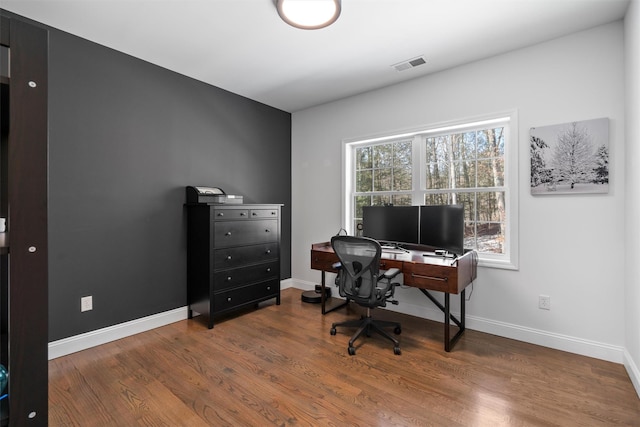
[{"xmin": 1, "ymin": 0, "xmax": 631, "ymax": 112}]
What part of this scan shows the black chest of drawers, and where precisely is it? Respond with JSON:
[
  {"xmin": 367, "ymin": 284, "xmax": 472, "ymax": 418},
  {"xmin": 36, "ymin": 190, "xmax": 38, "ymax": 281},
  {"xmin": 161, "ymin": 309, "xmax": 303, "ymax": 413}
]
[{"xmin": 186, "ymin": 204, "xmax": 282, "ymax": 328}]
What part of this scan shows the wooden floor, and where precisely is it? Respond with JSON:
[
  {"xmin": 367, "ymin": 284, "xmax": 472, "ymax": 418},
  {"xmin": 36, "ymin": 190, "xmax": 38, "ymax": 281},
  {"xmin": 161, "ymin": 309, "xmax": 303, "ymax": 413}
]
[{"xmin": 49, "ymin": 288, "xmax": 640, "ymax": 426}]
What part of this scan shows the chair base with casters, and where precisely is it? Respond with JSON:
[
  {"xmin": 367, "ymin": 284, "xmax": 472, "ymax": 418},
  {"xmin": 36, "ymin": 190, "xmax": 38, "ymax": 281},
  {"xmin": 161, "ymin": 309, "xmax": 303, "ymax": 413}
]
[{"xmin": 330, "ymin": 306, "xmax": 402, "ymax": 355}]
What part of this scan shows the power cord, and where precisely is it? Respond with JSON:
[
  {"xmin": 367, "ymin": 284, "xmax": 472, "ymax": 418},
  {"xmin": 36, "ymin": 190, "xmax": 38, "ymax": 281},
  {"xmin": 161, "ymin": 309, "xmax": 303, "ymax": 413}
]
[{"xmin": 465, "ymin": 250, "xmax": 479, "ymax": 301}]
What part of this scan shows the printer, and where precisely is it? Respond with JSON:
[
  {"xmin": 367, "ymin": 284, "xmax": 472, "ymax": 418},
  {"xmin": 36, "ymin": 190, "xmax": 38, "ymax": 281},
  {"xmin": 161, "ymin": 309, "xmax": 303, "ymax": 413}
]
[{"xmin": 186, "ymin": 186, "xmax": 244, "ymax": 205}]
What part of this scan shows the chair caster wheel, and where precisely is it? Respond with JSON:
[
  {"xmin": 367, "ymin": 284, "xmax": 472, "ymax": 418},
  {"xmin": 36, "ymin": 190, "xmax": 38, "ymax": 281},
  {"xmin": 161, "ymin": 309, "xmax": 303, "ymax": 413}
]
[
  {"xmin": 394, "ymin": 326, "xmax": 402, "ymax": 335},
  {"xmin": 330, "ymin": 328, "xmax": 337, "ymax": 335},
  {"xmin": 394, "ymin": 346, "xmax": 401, "ymax": 355},
  {"xmin": 348, "ymin": 346, "xmax": 356, "ymax": 356}
]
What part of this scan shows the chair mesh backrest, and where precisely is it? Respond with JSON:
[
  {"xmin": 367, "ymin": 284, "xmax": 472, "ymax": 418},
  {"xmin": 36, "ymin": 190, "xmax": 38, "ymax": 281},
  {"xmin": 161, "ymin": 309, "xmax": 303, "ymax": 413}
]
[{"xmin": 331, "ymin": 236, "xmax": 382, "ymax": 307}]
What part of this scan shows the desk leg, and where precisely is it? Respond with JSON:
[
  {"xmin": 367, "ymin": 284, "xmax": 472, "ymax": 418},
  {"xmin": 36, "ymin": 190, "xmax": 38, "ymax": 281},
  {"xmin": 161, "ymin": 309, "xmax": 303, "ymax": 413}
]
[
  {"xmin": 461, "ymin": 288, "xmax": 466, "ymax": 331},
  {"xmin": 444, "ymin": 293, "xmax": 450, "ymax": 351},
  {"xmin": 445, "ymin": 289, "xmax": 466, "ymax": 352},
  {"xmin": 320, "ymin": 270, "xmax": 349, "ymax": 315},
  {"xmin": 419, "ymin": 289, "xmax": 466, "ymax": 352},
  {"xmin": 321, "ymin": 271, "xmax": 327, "ymax": 314}
]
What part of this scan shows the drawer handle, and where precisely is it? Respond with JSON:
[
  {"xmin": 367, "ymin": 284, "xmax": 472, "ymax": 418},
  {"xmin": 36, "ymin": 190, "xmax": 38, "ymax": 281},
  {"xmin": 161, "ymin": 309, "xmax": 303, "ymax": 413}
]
[
  {"xmin": 252, "ymin": 212, "xmax": 257, "ymax": 216},
  {"xmin": 265, "ymin": 249, "xmax": 271, "ymax": 254},
  {"xmin": 267, "ymin": 286, "xmax": 271, "ymax": 291},
  {"xmin": 266, "ymin": 268, "xmax": 271, "ymax": 273},
  {"xmin": 265, "ymin": 229, "xmax": 270, "ymax": 233},
  {"xmin": 240, "ymin": 212, "xmax": 247, "ymax": 216},
  {"xmin": 411, "ymin": 273, "xmax": 448, "ymax": 282},
  {"xmin": 225, "ymin": 231, "xmax": 232, "ymax": 236},
  {"xmin": 226, "ymin": 255, "xmax": 232, "ymax": 260},
  {"xmin": 227, "ymin": 297, "xmax": 232, "ymax": 302},
  {"xmin": 271, "ymin": 211, "xmax": 276, "ymax": 215},
  {"xmin": 218, "ymin": 212, "xmax": 224, "ymax": 217},
  {"xmin": 226, "ymin": 276, "xmax": 233, "ymax": 282}
]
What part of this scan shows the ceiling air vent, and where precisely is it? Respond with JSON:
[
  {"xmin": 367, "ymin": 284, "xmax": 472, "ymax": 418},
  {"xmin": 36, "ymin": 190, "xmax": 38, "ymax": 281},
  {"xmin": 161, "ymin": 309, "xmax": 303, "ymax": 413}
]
[{"xmin": 392, "ymin": 55, "xmax": 427, "ymax": 72}]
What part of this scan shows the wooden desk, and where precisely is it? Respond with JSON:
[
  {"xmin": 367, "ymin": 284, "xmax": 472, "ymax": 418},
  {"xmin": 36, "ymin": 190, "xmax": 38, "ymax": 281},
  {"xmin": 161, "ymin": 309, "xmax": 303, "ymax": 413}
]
[{"xmin": 310, "ymin": 241, "xmax": 478, "ymax": 352}]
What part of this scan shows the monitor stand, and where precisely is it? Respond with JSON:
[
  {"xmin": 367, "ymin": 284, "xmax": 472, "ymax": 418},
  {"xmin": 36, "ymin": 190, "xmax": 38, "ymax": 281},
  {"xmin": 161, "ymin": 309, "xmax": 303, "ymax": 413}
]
[{"xmin": 380, "ymin": 243, "xmax": 410, "ymax": 254}]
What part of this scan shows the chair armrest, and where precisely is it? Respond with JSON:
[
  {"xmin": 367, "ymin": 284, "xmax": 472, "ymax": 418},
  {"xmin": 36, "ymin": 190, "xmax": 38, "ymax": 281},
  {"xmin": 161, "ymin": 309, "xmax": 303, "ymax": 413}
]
[
  {"xmin": 381, "ymin": 268, "xmax": 401, "ymax": 280},
  {"xmin": 332, "ymin": 261, "xmax": 342, "ymax": 269}
]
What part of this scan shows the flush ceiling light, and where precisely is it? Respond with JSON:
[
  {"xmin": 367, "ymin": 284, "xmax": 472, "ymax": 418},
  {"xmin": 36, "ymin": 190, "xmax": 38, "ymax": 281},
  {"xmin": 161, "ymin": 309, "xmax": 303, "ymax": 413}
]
[{"xmin": 277, "ymin": 0, "xmax": 341, "ymax": 30}]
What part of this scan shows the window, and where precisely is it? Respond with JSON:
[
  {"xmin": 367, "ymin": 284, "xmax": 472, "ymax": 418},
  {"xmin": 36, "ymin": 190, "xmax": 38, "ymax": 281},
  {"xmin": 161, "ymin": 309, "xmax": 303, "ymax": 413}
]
[{"xmin": 343, "ymin": 112, "xmax": 518, "ymax": 269}]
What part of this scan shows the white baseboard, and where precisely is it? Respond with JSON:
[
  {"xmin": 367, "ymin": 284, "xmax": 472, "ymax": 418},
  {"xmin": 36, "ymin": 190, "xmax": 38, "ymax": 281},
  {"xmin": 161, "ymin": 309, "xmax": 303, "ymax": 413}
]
[
  {"xmin": 289, "ymin": 279, "xmax": 627, "ymax": 364},
  {"xmin": 280, "ymin": 277, "xmax": 295, "ymax": 290},
  {"xmin": 49, "ymin": 280, "xmax": 295, "ymax": 360},
  {"xmin": 48, "ymin": 280, "xmax": 631, "ymax": 375},
  {"xmin": 468, "ymin": 316, "xmax": 624, "ymax": 364},
  {"xmin": 624, "ymin": 349, "xmax": 640, "ymax": 399},
  {"xmin": 48, "ymin": 307, "xmax": 189, "ymax": 359}
]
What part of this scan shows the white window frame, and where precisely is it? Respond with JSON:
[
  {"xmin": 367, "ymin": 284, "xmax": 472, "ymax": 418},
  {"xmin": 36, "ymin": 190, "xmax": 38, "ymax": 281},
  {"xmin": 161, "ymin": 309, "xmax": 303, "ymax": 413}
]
[{"xmin": 342, "ymin": 111, "xmax": 519, "ymax": 270}]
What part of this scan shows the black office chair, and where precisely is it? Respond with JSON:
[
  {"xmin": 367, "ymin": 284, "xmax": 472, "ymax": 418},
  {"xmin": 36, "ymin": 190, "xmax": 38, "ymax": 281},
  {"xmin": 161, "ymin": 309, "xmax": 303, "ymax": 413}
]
[{"xmin": 329, "ymin": 235, "xmax": 402, "ymax": 355}]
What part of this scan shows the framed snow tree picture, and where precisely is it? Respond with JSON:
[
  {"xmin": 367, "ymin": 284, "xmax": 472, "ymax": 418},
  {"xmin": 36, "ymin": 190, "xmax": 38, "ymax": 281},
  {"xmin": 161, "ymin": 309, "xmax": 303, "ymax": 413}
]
[{"xmin": 530, "ymin": 118, "xmax": 609, "ymax": 195}]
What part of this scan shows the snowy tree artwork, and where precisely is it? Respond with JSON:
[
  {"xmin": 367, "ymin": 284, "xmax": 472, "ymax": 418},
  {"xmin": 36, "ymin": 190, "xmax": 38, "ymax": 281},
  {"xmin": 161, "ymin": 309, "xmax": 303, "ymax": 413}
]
[{"xmin": 530, "ymin": 118, "xmax": 609, "ymax": 195}]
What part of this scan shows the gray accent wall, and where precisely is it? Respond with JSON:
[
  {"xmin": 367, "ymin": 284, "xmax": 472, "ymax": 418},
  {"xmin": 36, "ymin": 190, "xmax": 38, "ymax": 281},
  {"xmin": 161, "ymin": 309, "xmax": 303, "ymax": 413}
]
[{"xmin": 17, "ymin": 15, "xmax": 291, "ymax": 341}]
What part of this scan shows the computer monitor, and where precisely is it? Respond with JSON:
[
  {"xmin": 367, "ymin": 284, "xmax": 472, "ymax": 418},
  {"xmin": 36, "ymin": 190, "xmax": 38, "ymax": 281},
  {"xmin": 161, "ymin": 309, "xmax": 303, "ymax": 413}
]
[
  {"xmin": 419, "ymin": 204, "xmax": 465, "ymax": 255},
  {"xmin": 362, "ymin": 206, "xmax": 420, "ymax": 245}
]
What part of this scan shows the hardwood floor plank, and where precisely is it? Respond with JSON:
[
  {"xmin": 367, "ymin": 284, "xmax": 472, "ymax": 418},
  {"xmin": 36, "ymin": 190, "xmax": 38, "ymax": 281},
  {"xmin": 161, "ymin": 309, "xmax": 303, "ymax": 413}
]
[{"xmin": 49, "ymin": 288, "xmax": 640, "ymax": 426}]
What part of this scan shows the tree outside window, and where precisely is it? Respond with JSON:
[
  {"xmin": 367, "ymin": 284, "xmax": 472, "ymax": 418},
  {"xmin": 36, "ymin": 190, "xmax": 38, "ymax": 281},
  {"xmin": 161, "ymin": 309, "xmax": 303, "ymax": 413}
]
[{"xmin": 346, "ymin": 113, "xmax": 517, "ymax": 268}]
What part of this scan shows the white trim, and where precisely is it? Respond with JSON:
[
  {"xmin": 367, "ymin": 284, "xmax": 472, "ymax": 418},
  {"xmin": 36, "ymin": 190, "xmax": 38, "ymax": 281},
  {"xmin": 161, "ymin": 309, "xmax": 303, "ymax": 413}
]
[
  {"xmin": 341, "ymin": 138, "xmax": 352, "ymax": 233},
  {"xmin": 50, "ymin": 282, "xmax": 631, "ymax": 378},
  {"xmin": 48, "ymin": 307, "xmax": 188, "ymax": 359},
  {"xmin": 341, "ymin": 110, "xmax": 519, "ymax": 270},
  {"xmin": 384, "ymin": 299, "xmax": 624, "ymax": 363},
  {"xmin": 624, "ymin": 349, "xmax": 640, "ymax": 398},
  {"xmin": 280, "ymin": 277, "xmax": 295, "ymax": 290},
  {"xmin": 291, "ymin": 278, "xmax": 318, "ymax": 292},
  {"xmin": 466, "ymin": 314, "xmax": 624, "ymax": 364},
  {"xmin": 289, "ymin": 284, "xmax": 626, "ymax": 365},
  {"xmin": 49, "ymin": 280, "xmax": 293, "ymax": 360}
]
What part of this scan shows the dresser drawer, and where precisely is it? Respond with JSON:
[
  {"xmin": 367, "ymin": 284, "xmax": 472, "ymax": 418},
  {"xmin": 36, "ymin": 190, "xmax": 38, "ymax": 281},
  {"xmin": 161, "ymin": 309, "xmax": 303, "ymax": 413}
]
[
  {"xmin": 213, "ymin": 209, "xmax": 250, "ymax": 220},
  {"xmin": 214, "ymin": 261, "xmax": 279, "ymax": 291},
  {"xmin": 214, "ymin": 219, "xmax": 278, "ymax": 247},
  {"xmin": 214, "ymin": 280, "xmax": 279, "ymax": 312},
  {"xmin": 214, "ymin": 243, "xmax": 279, "ymax": 269},
  {"xmin": 249, "ymin": 208, "xmax": 279, "ymax": 219}
]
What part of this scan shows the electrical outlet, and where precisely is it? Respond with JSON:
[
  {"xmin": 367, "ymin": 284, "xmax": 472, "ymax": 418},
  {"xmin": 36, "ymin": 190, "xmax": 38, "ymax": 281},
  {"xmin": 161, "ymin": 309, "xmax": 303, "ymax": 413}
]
[
  {"xmin": 538, "ymin": 295, "xmax": 550, "ymax": 310},
  {"xmin": 81, "ymin": 296, "xmax": 93, "ymax": 312}
]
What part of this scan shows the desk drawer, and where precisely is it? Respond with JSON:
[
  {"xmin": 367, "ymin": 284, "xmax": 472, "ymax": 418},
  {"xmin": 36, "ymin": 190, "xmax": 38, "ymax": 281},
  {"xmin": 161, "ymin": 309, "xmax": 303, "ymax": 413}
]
[
  {"xmin": 311, "ymin": 251, "xmax": 404, "ymax": 273},
  {"xmin": 403, "ymin": 262, "xmax": 458, "ymax": 293},
  {"xmin": 311, "ymin": 250, "xmax": 339, "ymax": 272},
  {"xmin": 379, "ymin": 259, "xmax": 403, "ymax": 271}
]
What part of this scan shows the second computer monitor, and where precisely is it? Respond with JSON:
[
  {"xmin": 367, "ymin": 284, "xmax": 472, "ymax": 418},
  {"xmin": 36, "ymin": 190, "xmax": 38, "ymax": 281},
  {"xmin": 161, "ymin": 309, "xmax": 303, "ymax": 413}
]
[{"xmin": 419, "ymin": 204, "xmax": 465, "ymax": 255}]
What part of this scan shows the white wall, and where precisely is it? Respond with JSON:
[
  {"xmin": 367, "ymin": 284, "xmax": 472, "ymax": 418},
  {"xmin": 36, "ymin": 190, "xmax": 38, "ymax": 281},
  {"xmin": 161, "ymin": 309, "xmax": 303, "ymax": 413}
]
[
  {"xmin": 624, "ymin": 0, "xmax": 640, "ymax": 393},
  {"xmin": 292, "ymin": 22, "xmax": 626, "ymax": 363}
]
